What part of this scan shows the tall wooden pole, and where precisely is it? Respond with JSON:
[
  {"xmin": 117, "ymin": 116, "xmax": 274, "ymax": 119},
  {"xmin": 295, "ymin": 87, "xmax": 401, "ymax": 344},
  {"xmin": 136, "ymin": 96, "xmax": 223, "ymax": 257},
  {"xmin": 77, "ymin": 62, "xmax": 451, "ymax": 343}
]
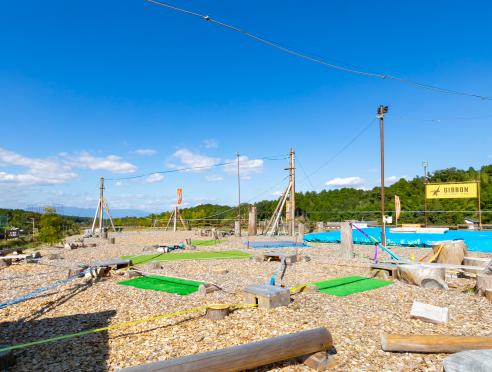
[
  {"xmin": 288, "ymin": 148, "xmax": 296, "ymax": 236},
  {"xmin": 377, "ymin": 106, "xmax": 388, "ymax": 246},
  {"xmin": 99, "ymin": 177, "xmax": 104, "ymax": 234},
  {"xmin": 237, "ymin": 152, "xmax": 241, "ymax": 237},
  {"xmin": 478, "ymin": 180, "xmax": 482, "ymax": 230}
]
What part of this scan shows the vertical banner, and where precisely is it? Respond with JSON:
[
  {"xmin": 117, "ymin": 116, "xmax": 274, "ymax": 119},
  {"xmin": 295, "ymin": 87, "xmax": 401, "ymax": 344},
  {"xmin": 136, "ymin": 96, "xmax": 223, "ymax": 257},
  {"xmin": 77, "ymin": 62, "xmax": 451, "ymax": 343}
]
[
  {"xmin": 176, "ymin": 188, "xmax": 183, "ymax": 206},
  {"xmin": 395, "ymin": 195, "xmax": 401, "ymax": 220}
]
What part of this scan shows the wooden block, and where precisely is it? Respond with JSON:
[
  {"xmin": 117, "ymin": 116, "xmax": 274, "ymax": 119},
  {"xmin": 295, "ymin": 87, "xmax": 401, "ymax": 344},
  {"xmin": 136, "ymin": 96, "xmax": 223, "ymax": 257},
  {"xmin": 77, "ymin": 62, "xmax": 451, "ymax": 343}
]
[
  {"xmin": 198, "ymin": 284, "xmax": 221, "ymax": 295},
  {"xmin": 205, "ymin": 305, "xmax": 230, "ymax": 320},
  {"xmin": 302, "ymin": 351, "xmax": 337, "ymax": 371},
  {"xmin": 242, "ymin": 284, "xmax": 290, "ymax": 309},
  {"xmin": 485, "ymin": 289, "xmax": 492, "ymax": 302},
  {"xmin": 93, "ymin": 259, "xmax": 132, "ymax": 269},
  {"xmin": 67, "ymin": 267, "xmax": 85, "ymax": 277},
  {"xmin": 410, "ymin": 301, "xmax": 449, "ymax": 324}
]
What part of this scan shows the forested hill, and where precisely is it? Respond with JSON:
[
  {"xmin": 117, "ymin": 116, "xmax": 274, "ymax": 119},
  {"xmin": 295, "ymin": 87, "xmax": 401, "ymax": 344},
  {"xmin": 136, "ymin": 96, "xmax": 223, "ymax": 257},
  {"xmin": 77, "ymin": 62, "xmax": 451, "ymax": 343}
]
[{"xmin": 115, "ymin": 164, "xmax": 492, "ymax": 227}]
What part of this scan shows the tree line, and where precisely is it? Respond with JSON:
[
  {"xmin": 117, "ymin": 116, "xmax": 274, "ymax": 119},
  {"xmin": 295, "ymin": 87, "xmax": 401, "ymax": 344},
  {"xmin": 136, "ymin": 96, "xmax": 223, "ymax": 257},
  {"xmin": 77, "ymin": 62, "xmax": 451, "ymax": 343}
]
[{"xmin": 113, "ymin": 164, "xmax": 492, "ymax": 227}]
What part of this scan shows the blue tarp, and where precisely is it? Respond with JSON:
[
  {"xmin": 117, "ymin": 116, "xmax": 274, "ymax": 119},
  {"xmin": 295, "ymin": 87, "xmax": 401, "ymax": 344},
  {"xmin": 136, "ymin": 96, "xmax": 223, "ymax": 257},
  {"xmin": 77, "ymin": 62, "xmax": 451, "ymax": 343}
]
[
  {"xmin": 304, "ymin": 227, "xmax": 492, "ymax": 253},
  {"xmin": 244, "ymin": 241, "xmax": 309, "ymax": 249}
]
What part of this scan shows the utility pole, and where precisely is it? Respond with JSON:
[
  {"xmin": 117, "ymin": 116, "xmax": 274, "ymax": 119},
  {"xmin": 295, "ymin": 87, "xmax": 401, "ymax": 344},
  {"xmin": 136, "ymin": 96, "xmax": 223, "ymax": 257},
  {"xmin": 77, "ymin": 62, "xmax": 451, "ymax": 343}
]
[
  {"xmin": 288, "ymin": 148, "xmax": 296, "ymax": 236},
  {"xmin": 31, "ymin": 218, "xmax": 35, "ymax": 242},
  {"xmin": 91, "ymin": 177, "xmax": 116, "ymax": 235},
  {"xmin": 377, "ymin": 105, "xmax": 388, "ymax": 246},
  {"xmin": 423, "ymin": 161, "xmax": 429, "ymax": 227},
  {"xmin": 237, "ymin": 152, "xmax": 241, "ymax": 237}
]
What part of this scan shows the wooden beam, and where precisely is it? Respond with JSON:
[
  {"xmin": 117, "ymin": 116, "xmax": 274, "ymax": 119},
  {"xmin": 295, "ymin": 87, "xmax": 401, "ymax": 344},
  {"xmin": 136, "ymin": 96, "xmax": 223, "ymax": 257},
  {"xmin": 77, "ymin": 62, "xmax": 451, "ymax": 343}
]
[
  {"xmin": 121, "ymin": 327, "xmax": 333, "ymax": 372},
  {"xmin": 381, "ymin": 334, "xmax": 492, "ymax": 353}
]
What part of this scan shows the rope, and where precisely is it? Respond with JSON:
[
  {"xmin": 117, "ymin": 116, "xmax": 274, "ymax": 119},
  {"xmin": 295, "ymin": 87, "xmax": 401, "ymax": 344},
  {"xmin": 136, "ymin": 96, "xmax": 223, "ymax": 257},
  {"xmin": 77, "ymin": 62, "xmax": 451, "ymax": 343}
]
[
  {"xmin": 350, "ymin": 224, "xmax": 401, "ymax": 261},
  {"xmin": 0, "ymin": 303, "xmax": 257, "ymax": 353},
  {"xmin": 0, "ymin": 269, "xmax": 88, "ymax": 310}
]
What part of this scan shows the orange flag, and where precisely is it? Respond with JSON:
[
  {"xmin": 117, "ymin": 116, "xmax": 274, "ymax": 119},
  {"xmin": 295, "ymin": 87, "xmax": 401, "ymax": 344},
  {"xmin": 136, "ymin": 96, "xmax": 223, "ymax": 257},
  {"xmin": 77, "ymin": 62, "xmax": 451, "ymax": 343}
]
[{"xmin": 177, "ymin": 188, "xmax": 183, "ymax": 205}]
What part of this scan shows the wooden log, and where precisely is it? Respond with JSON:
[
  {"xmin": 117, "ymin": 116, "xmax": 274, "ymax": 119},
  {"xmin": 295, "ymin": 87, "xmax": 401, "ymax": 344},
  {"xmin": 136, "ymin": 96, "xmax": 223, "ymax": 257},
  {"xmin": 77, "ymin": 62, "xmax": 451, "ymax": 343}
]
[
  {"xmin": 381, "ymin": 334, "xmax": 492, "ymax": 353},
  {"xmin": 298, "ymin": 223, "xmax": 305, "ymax": 238},
  {"xmin": 397, "ymin": 264, "xmax": 448, "ymax": 290},
  {"xmin": 476, "ymin": 273, "xmax": 492, "ymax": 296},
  {"xmin": 432, "ymin": 240, "xmax": 467, "ymax": 265},
  {"xmin": 121, "ymin": 327, "xmax": 333, "ymax": 372},
  {"xmin": 485, "ymin": 289, "xmax": 492, "ymax": 302},
  {"xmin": 340, "ymin": 222, "xmax": 354, "ymax": 259},
  {"xmin": 234, "ymin": 221, "xmax": 240, "ymax": 237},
  {"xmin": 248, "ymin": 206, "xmax": 257, "ymax": 236},
  {"xmin": 205, "ymin": 305, "xmax": 230, "ymax": 320}
]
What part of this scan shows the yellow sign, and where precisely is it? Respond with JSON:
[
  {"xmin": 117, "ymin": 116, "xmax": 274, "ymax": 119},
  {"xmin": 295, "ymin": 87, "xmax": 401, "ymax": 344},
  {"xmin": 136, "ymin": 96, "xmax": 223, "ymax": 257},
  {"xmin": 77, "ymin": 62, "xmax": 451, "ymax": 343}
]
[{"xmin": 425, "ymin": 182, "xmax": 478, "ymax": 199}]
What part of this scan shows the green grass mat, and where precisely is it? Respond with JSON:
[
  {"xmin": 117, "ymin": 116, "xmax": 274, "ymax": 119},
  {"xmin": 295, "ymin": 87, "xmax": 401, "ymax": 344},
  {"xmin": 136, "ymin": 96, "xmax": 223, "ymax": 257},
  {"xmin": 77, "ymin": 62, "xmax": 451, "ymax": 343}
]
[
  {"xmin": 191, "ymin": 239, "xmax": 225, "ymax": 246},
  {"xmin": 122, "ymin": 250, "xmax": 251, "ymax": 265},
  {"xmin": 313, "ymin": 276, "xmax": 392, "ymax": 297},
  {"xmin": 118, "ymin": 275, "xmax": 204, "ymax": 296}
]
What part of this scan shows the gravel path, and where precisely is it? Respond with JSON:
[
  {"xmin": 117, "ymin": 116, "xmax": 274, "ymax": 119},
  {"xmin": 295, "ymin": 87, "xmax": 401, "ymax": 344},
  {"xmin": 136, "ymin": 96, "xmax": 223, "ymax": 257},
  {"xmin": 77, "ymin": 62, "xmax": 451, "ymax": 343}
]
[{"xmin": 1, "ymin": 230, "xmax": 491, "ymax": 371}]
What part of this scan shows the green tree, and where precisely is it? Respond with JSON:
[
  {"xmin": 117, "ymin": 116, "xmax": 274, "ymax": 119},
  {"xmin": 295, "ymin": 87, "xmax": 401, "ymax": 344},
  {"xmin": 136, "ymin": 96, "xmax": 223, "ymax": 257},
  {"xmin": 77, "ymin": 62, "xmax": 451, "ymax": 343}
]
[{"xmin": 38, "ymin": 213, "xmax": 64, "ymax": 245}]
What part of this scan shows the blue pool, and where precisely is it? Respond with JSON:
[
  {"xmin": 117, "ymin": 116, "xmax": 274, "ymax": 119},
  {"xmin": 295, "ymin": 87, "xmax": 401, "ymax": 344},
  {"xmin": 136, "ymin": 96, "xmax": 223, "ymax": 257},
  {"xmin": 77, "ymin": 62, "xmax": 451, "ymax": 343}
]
[{"xmin": 304, "ymin": 228, "xmax": 492, "ymax": 253}]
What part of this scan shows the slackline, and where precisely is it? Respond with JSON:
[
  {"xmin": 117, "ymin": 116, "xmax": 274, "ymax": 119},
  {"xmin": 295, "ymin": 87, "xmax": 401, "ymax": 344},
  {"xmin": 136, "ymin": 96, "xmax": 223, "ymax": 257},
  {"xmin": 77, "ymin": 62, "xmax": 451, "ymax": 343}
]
[{"xmin": 122, "ymin": 250, "xmax": 251, "ymax": 265}]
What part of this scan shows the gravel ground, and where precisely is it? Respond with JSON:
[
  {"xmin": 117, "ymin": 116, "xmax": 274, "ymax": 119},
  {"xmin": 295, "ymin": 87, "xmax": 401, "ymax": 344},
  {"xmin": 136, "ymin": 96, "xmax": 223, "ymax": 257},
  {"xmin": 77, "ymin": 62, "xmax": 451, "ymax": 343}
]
[{"xmin": 1, "ymin": 230, "xmax": 491, "ymax": 371}]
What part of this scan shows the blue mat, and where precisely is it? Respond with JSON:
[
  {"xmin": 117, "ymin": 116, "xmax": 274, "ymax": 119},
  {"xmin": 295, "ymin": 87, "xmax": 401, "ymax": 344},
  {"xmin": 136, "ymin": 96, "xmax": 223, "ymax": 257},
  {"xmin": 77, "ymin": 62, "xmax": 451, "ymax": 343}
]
[
  {"xmin": 304, "ymin": 227, "xmax": 492, "ymax": 253},
  {"xmin": 244, "ymin": 241, "xmax": 309, "ymax": 249}
]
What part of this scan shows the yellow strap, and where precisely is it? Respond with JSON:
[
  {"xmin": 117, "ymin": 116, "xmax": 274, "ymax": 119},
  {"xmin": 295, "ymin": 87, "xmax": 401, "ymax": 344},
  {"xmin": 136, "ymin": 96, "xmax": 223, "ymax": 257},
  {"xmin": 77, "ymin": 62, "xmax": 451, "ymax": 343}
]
[{"xmin": 419, "ymin": 244, "xmax": 443, "ymax": 263}]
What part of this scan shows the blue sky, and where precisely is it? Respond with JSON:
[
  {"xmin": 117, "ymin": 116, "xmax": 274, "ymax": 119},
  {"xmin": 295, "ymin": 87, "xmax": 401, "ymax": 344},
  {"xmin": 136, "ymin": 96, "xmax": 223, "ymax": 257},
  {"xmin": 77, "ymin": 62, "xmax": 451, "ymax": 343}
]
[{"xmin": 1, "ymin": 0, "xmax": 491, "ymax": 212}]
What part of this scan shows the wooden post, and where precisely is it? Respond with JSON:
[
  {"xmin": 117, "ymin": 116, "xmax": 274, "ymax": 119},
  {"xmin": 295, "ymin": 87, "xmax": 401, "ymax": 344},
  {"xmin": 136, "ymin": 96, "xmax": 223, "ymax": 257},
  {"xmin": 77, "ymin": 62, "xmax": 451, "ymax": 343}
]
[
  {"xmin": 298, "ymin": 223, "xmax": 305, "ymax": 238},
  {"xmin": 234, "ymin": 220, "xmax": 241, "ymax": 237},
  {"xmin": 340, "ymin": 222, "xmax": 353, "ymax": 259},
  {"xmin": 248, "ymin": 206, "xmax": 257, "ymax": 236},
  {"xmin": 120, "ymin": 327, "xmax": 333, "ymax": 372},
  {"xmin": 478, "ymin": 180, "xmax": 482, "ymax": 230},
  {"xmin": 381, "ymin": 334, "xmax": 492, "ymax": 353},
  {"xmin": 288, "ymin": 148, "xmax": 296, "ymax": 236},
  {"xmin": 205, "ymin": 305, "xmax": 230, "ymax": 320}
]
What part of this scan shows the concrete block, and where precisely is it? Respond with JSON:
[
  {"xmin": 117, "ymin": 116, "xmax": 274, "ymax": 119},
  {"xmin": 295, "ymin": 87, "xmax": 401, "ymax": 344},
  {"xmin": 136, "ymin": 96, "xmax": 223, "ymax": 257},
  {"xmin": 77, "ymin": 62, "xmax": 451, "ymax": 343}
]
[
  {"xmin": 242, "ymin": 284, "xmax": 290, "ymax": 309},
  {"xmin": 410, "ymin": 301, "xmax": 449, "ymax": 324}
]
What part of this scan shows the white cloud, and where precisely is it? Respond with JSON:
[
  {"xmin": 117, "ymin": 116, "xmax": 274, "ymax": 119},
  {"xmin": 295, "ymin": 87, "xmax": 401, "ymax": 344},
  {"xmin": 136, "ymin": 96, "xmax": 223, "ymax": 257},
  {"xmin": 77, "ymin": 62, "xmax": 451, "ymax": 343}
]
[
  {"xmin": 0, "ymin": 148, "xmax": 77, "ymax": 185},
  {"xmin": 203, "ymin": 139, "xmax": 218, "ymax": 149},
  {"xmin": 134, "ymin": 149, "xmax": 157, "ymax": 156},
  {"xmin": 385, "ymin": 175, "xmax": 409, "ymax": 185},
  {"xmin": 63, "ymin": 152, "xmax": 137, "ymax": 174},
  {"xmin": 224, "ymin": 155, "xmax": 263, "ymax": 178},
  {"xmin": 146, "ymin": 173, "xmax": 164, "ymax": 183},
  {"xmin": 171, "ymin": 149, "xmax": 219, "ymax": 171},
  {"xmin": 206, "ymin": 174, "xmax": 223, "ymax": 182},
  {"xmin": 325, "ymin": 176, "xmax": 365, "ymax": 188}
]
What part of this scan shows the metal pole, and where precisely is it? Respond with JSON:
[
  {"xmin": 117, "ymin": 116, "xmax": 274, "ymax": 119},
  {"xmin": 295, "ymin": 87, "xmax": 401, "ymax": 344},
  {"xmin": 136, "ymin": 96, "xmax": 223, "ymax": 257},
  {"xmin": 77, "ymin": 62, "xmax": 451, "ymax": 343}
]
[
  {"xmin": 237, "ymin": 152, "xmax": 241, "ymax": 237},
  {"xmin": 99, "ymin": 177, "xmax": 104, "ymax": 235},
  {"xmin": 423, "ymin": 161, "xmax": 428, "ymax": 227},
  {"xmin": 377, "ymin": 106, "xmax": 388, "ymax": 246}
]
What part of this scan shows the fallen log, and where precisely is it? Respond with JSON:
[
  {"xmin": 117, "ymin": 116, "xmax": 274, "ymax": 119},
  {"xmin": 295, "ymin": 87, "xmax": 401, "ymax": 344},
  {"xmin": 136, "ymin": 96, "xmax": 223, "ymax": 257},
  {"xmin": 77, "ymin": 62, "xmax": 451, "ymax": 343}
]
[
  {"xmin": 381, "ymin": 334, "xmax": 492, "ymax": 353},
  {"xmin": 121, "ymin": 327, "xmax": 333, "ymax": 372}
]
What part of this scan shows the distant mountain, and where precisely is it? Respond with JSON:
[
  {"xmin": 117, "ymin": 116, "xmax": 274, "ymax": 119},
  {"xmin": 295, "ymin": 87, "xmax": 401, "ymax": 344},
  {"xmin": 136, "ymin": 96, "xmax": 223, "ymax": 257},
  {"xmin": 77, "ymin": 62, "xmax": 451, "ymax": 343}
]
[{"xmin": 57, "ymin": 206, "xmax": 150, "ymax": 218}]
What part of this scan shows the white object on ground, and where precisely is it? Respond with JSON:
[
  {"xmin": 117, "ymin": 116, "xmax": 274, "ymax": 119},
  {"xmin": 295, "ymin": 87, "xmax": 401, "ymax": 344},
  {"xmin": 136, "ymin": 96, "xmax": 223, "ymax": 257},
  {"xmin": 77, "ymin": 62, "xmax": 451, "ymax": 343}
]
[{"xmin": 410, "ymin": 301, "xmax": 449, "ymax": 324}]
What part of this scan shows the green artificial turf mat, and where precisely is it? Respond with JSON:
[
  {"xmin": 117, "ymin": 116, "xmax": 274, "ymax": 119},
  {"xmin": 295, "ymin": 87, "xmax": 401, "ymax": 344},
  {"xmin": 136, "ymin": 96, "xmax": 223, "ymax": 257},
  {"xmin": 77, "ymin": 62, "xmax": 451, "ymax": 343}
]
[
  {"xmin": 313, "ymin": 275, "xmax": 392, "ymax": 297},
  {"xmin": 122, "ymin": 250, "xmax": 251, "ymax": 265},
  {"xmin": 118, "ymin": 275, "xmax": 204, "ymax": 296},
  {"xmin": 191, "ymin": 239, "xmax": 225, "ymax": 246}
]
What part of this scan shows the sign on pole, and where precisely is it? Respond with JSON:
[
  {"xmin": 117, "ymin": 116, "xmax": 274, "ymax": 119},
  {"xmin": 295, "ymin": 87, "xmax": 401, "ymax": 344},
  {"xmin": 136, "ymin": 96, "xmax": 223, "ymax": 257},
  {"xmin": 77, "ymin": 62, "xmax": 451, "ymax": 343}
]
[{"xmin": 425, "ymin": 182, "xmax": 478, "ymax": 199}]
